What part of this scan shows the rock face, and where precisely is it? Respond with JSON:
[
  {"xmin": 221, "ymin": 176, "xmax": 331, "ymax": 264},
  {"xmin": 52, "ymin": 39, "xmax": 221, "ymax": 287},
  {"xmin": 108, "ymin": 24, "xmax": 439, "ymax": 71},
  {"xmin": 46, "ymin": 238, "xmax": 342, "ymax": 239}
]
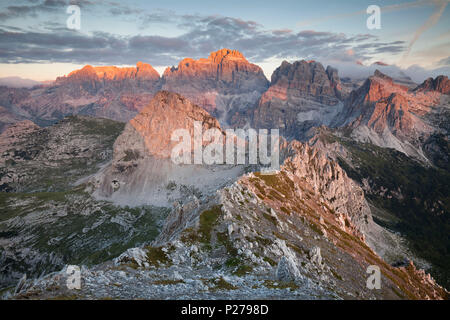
[
  {"xmin": 52, "ymin": 62, "xmax": 162, "ymax": 120},
  {"xmin": 252, "ymin": 60, "xmax": 343, "ymax": 139},
  {"xmin": 263, "ymin": 60, "xmax": 342, "ymax": 105},
  {"xmin": 338, "ymin": 71, "xmax": 414, "ymax": 135},
  {"xmin": 93, "ymin": 91, "xmax": 245, "ymax": 207},
  {"xmin": 0, "ymin": 50, "xmax": 269, "ymax": 131},
  {"xmin": 333, "ymin": 70, "xmax": 438, "ymax": 160},
  {"xmin": 163, "ymin": 48, "xmax": 269, "ymax": 124},
  {"xmin": 414, "ymin": 75, "xmax": 450, "ymax": 94},
  {"xmin": 0, "ymin": 120, "xmax": 41, "ymax": 160},
  {"xmin": 310, "ymin": 128, "xmax": 450, "ymax": 288},
  {"xmin": 17, "ymin": 137, "xmax": 446, "ymax": 300},
  {"xmin": 2, "ymin": 53, "xmax": 450, "ymax": 299},
  {"xmin": 120, "ymin": 91, "xmax": 221, "ymax": 159},
  {"xmin": 282, "ymin": 141, "xmax": 372, "ymax": 235},
  {"xmin": 326, "ymin": 66, "xmax": 343, "ymax": 99},
  {"xmin": 1, "ymin": 93, "xmax": 448, "ymax": 299}
]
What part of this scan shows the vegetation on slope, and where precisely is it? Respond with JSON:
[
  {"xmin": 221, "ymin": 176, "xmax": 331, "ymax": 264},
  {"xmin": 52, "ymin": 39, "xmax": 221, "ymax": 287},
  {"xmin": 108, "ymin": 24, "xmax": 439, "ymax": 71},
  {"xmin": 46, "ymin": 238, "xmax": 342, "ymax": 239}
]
[{"xmin": 332, "ymin": 137, "xmax": 450, "ymax": 289}]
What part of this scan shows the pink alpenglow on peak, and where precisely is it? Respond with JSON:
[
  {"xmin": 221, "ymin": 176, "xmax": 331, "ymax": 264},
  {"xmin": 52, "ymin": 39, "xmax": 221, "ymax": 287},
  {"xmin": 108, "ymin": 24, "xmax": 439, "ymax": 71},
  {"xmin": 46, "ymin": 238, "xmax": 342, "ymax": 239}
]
[
  {"xmin": 161, "ymin": 48, "xmax": 269, "ymax": 122},
  {"xmin": 61, "ymin": 63, "xmax": 160, "ymax": 82}
]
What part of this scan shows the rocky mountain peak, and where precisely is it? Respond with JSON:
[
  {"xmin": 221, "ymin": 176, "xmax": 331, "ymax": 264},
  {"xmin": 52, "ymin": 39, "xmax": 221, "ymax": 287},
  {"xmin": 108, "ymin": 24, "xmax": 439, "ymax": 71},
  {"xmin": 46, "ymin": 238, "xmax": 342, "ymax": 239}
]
[
  {"xmin": 267, "ymin": 60, "xmax": 341, "ymax": 103},
  {"xmin": 326, "ymin": 66, "xmax": 342, "ymax": 97},
  {"xmin": 356, "ymin": 70, "xmax": 408, "ymax": 104},
  {"xmin": 63, "ymin": 63, "xmax": 160, "ymax": 83},
  {"xmin": 162, "ymin": 48, "xmax": 266, "ymax": 85},
  {"xmin": 63, "ymin": 65, "xmax": 99, "ymax": 82},
  {"xmin": 373, "ymin": 69, "xmax": 393, "ymax": 82},
  {"xmin": 115, "ymin": 90, "xmax": 220, "ymax": 160},
  {"xmin": 334, "ymin": 69, "xmax": 436, "ymax": 161},
  {"xmin": 161, "ymin": 49, "xmax": 268, "ymax": 122},
  {"xmin": 57, "ymin": 62, "xmax": 158, "ymax": 84},
  {"xmin": 44, "ymin": 63, "xmax": 163, "ymax": 122},
  {"xmin": 136, "ymin": 62, "xmax": 160, "ymax": 80},
  {"xmin": 414, "ymin": 75, "xmax": 450, "ymax": 94},
  {"xmin": 252, "ymin": 59, "xmax": 343, "ymax": 139}
]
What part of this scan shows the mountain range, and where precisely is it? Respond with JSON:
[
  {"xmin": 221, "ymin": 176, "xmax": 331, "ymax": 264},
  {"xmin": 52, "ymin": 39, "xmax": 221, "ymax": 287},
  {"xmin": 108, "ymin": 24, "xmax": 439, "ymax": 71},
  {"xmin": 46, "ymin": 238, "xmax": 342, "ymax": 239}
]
[
  {"xmin": 1, "ymin": 48, "xmax": 448, "ymax": 163},
  {"xmin": 0, "ymin": 49, "xmax": 449, "ymax": 300}
]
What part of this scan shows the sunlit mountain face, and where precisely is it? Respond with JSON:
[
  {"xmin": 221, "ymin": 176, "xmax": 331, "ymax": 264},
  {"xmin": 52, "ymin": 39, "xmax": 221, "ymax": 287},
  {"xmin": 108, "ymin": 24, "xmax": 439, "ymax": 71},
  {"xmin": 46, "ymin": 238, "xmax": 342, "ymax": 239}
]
[{"xmin": 0, "ymin": 1, "xmax": 449, "ymax": 301}]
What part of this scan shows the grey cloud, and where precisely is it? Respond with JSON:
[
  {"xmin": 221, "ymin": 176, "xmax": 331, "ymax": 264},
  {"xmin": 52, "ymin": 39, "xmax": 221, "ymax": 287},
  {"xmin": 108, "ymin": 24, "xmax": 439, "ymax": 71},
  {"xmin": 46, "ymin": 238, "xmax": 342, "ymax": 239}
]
[
  {"xmin": 437, "ymin": 56, "xmax": 450, "ymax": 66},
  {"xmin": 0, "ymin": 10, "xmax": 410, "ymax": 70},
  {"xmin": 0, "ymin": 0, "xmax": 97, "ymax": 20}
]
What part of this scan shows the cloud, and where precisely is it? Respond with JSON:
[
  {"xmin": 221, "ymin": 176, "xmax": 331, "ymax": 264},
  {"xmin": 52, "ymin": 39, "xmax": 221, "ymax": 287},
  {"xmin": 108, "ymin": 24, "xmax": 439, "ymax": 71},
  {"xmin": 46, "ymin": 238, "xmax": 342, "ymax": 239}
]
[
  {"xmin": 437, "ymin": 56, "xmax": 450, "ymax": 65},
  {"xmin": 0, "ymin": 0, "xmax": 93, "ymax": 20},
  {"xmin": 324, "ymin": 59, "xmax": 449, "ymax": 84},
  {"xmin": 294, "ymin": 0, "xmax": 448, "ymax": 63},
  {"xmin": 403, "ymin": 0, "xmax": 449, "ymax": 59},
  {"xmin": 0, "ymin": 12, "xmax": 409, "ymax": 70},
  {"xmin": 296, "ymin": 0, "xmax": 434, "ymax": 27},
  {"xmin": 405, "ymin": 63, "xmax": 450, "ymax": 82}
]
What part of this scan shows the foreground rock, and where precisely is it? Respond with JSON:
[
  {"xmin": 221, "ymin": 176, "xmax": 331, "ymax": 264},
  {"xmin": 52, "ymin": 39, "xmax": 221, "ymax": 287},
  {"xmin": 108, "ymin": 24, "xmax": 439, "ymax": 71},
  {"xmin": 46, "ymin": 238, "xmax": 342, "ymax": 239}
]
[
  {"xmin": 7, "ymin": 151, "xmax": 447, "ymax": 299},
  {"xmin": 5, "ymin": 135, "xmax": 447, "ymax": 300}
]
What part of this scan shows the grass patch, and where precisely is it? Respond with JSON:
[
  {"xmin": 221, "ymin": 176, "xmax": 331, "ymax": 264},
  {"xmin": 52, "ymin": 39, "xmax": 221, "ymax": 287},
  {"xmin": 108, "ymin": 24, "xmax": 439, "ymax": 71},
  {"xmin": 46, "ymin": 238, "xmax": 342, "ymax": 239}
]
[
  {"xmin": 232, "ymin": 264, "xmax": 253, "ymax": 276},
  {"xmin": 262, "ymin": 212, "xmax": 277, "ymax": 226},
  {"xmin": 198, "ymin": 205, "xmax": 222, "ymax": 243},
  {"xmin": 145, "ymin": 246, "xmax": 172, "ymax": 267},
  {"xmin": 152, "ymin": 279, "xmax": 184, "ymax": 285},
  {"xmin": 263, "ymin": 280, "xmax": 298, "ymax": 290},
  {"xmin": 263, "ymin": 256, "xmax": 277, "ymax": 266},
  {"xmin": 253, "ymin": 236, "xmax": 272, "ymax": 246}
]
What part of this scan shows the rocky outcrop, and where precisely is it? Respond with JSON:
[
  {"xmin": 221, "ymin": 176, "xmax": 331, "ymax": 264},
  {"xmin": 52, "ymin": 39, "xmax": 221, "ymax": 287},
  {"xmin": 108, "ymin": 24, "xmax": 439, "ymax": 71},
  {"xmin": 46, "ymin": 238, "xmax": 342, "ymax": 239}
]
[
  {"xmin": 252, "ymin": 60, "xmax": 343, "ymax": 139},
  {"xmin": 263, "ymin": 60, "xmax": 341, "ymax": 105},
  {"xmin": 275, "ymin": 256, "xmax": 303, "ymax": 282},
  {"xmin": 163, "ymin": 49, "xmax": 267, "ymax": 89},
  {"xmin": 282, "ymin": 140, "xmax": 372, "ymax": 235},
  {"xmin": 0, "ymin": 120, "xmax": 41, "ymax": 160},
  {"xmin": 326, "ymin": 66, "xmax": 343, "ymax": 99},
  {"xmin": 336, "ymin": 70, "xmax": 408, "ymax": 122},
  {"xmin": 1, "ymin": 50, "xmax": 270, "ymax": 129},
  {"xmin": 21, "ymin": 139, "xmax": 444, "ymax": 300},
  {"xmin": 0, "ymin": 87, "xmax": 30, "ymax": 133},
  {"xmin": 163, "ymin": 49, "xmax": 269, "ymax": 124}
]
